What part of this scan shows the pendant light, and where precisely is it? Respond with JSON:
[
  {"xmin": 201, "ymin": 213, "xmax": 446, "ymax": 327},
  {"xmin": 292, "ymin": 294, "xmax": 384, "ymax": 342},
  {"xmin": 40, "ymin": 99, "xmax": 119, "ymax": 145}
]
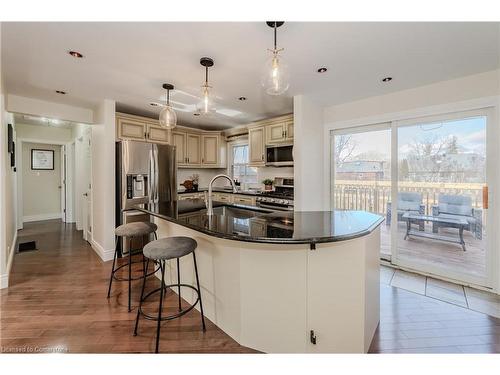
[
  {"xmin": 197, "ymin": 57, "xmax": 216, "ymax": 115},
  {"xmin": 159, "ymin": 83, "xmax": 177, "ymax": 129},
  {"xmin": 262, "ymin": 21, "xmax": 290, "ymax": 96}
]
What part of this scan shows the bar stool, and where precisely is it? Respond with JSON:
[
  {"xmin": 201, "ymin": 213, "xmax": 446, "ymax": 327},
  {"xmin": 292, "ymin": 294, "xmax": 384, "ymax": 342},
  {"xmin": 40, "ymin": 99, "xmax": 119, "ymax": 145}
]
[
  {"xmin": 107, "ymin": 221, "xmax": 158, "ymax": 312},
  {"xmin": 133, "ymin": 236, "xmax": 206, "ymax": 353}
]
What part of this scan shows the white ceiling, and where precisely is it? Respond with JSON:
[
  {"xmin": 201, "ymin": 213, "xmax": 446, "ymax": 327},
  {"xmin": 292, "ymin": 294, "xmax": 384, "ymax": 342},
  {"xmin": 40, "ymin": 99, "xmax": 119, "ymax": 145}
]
[{"xmin": 3, "ymin": 22, "xmax": 499, "ymax": 130}]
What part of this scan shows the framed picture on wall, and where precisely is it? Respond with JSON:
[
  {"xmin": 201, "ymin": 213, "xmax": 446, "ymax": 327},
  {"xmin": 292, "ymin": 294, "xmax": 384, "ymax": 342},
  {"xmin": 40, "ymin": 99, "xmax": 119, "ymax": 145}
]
[{"xmin": 31, "ymin": 149, "xmax": 54, "ymax": 170}]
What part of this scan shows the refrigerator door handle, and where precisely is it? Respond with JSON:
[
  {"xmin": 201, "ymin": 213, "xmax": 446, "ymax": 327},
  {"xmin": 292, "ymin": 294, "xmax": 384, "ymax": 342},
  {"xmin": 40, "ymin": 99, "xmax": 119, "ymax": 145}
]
[
  {"xmin": 152, "ymin": 145, "xmax": 159, "ymax": 203},
  {"xmin": 149, "ymin": 147, "xmax": 156, "ymax": 203}
]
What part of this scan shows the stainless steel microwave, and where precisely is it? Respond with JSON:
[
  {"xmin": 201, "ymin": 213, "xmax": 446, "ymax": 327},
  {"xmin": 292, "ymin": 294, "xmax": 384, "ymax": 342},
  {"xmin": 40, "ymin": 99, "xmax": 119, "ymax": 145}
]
[{"xmin": 265, "ymin": 143, "xmax": 293, "ymax": 167}]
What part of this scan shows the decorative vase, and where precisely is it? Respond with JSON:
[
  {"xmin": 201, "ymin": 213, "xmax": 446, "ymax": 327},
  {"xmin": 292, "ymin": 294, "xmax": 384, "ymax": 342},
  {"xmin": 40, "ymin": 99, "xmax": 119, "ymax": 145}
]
[{"xmin": 264, "ymin": 184, "xmax": 272, "ymax": 191}]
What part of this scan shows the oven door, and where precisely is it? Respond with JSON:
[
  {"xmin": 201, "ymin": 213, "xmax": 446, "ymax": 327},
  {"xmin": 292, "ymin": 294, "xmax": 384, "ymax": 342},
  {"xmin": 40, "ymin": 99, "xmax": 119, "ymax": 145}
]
[
  {"xmin": 257, "ymin": 202, "xmax": 294, "ymax": 211},
  {"xmin": 265, "ymin": 144, "xmax": 293, "ymax": 167}
]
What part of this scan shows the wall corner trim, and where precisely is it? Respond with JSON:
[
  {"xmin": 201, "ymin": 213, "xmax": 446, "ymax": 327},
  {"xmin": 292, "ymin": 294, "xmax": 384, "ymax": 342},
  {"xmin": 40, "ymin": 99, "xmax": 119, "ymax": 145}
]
[
  {"xmin": 90, "ymin": 238, "xmax": 114, "ymax": 262},
  {"xmin": 1, "ymin": 232, "xmax": 18, "ymax": 289}
]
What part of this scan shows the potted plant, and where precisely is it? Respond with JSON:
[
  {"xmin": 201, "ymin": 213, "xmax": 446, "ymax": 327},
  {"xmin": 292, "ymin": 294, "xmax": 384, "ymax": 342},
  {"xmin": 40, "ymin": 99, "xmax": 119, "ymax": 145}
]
[{"xmin": 262, "ymin": 179, "xmax": 273, "ymax": 191}]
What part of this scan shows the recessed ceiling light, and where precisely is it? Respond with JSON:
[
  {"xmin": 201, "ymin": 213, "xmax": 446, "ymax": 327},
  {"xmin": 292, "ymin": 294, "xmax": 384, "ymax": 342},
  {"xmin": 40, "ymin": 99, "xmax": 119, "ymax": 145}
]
[
  {"xmin": 382, "ymin": 77, "xmax": 393, "ymax": 82},
  {"xmin": 68, "ymin": 50, "xmax": 84, "ymax": 58},
  {"xmin": 317, "ymin": 67, "xmax": 328, "ymax": 73},
  {"xmin": 55, "ymin": 90, "xmax": 66, "ymax": 95},
  {"xmin": 238, "ymin": 97, "xmax": 247, "ymax": 101}
]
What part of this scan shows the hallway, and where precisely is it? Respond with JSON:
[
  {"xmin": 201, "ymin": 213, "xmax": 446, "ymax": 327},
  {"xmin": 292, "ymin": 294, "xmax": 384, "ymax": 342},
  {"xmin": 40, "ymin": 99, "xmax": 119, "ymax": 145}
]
[{"xmin": 1, "ymin": 220, "xmax": 500, "ymax": 353}]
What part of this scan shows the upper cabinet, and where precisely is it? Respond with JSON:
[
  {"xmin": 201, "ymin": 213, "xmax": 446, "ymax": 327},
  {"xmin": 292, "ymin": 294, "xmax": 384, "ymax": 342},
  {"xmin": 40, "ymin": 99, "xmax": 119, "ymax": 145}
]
[
  {"xmin": 116, "ymin": 115, "xmax": 169, "ymax": 144},
  {"xmin": 265, "ymin": 116, "xmax": 294, "ymax": 144},
  {"xmin": 146, "ymin": 123, "xmax": 169, "ymax": 144},
  {"xmin": 117, "ymin": 117, "xmax": 147, "ymax": 141},
  {"xmin": 116, "ymin": 112, "xmax": 226, "ymax": 169},
  {"xmin": 186, "ymin": 133, "xmax": 201, "ymax": 165},
  {"xmin": 201, "ymin": 134, "xmax": 219, "ymax": 165},
  {"xmin": 248, "ymin": 126, "xmax": 265, "ymax": 166},
  {"xmin": 247, "ymin": 114, "xmax": 293, "ymax": 166},
  {"xmin": 172, "ymin": 131, "xmax": 187, "ymax": 165}
]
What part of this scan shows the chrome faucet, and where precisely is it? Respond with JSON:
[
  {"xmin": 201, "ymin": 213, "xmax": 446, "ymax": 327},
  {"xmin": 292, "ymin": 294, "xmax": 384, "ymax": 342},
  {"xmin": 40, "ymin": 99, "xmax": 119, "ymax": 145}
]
[{"xmin": 206, "ymin": 174, "xmax": 237, "ymax": 216}]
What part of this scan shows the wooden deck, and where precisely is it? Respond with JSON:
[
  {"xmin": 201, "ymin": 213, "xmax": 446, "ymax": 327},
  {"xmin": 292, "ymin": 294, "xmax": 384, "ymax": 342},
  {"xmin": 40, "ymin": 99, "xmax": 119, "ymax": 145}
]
[{"xmin": 380, "ymin": 222, "xmax": 486, "ymax": 279}]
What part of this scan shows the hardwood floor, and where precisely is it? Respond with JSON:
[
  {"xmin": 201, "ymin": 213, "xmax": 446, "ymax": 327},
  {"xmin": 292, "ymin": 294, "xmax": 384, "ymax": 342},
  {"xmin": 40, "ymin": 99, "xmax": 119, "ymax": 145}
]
[
  {"xmin": 1, "ymin": 220, "xmax": 499, "ymax": 353},
  {"xmin": 0, "ymin": 220, "xmax": 256, "ymax": 353}
]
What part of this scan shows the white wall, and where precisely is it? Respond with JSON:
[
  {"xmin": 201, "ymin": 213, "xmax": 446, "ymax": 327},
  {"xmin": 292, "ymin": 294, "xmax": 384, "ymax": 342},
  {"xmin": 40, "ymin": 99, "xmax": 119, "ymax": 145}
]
[
  {"xmin": 6, "ymin": 94, "xmax": 94, "ymax": 124},
  {"xmin": 16, "ymin": 123, "xmax": 73, "ymax": 143},
  {"xmin": 90, "ymin": 99, "xmax": 116, "ymax": 261},
  {"xmin": 21, "ymin": 142, "xmax": 61, "ymax": 222},
  {"xmin": 293, "ymin": 95, "xmax": 325, "ymax": 211},
  {"xmin": 0, "ymin": 22, "xmax": 18, "ymax": 288}
]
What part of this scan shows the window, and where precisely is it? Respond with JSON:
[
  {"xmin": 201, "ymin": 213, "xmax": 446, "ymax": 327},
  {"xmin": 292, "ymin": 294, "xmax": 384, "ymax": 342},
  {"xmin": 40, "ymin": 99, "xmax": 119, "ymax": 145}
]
[{"xmin": 231, "ymin": 144, "xmax": 257, "ymax": 186}]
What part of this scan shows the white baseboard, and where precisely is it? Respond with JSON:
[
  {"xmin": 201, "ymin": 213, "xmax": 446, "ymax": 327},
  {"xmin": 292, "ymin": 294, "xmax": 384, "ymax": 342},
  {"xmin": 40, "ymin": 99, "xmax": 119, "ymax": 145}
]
[
  {"xmin": 1, "ymin": 232, "xmax": 17, "ymax": 289},
  {"xmin": 23, "ymin": 213, "xmax": 62, "ymax": 223},
  {"xmin": 90, "ymin": 238, "xmax": 115, "ymax": 262}
]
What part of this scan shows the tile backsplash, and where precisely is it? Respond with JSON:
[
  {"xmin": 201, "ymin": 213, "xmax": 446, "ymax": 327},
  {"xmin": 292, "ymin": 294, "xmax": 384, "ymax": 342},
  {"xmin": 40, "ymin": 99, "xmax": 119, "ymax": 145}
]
[{"xmin": 177, "ymin": 166, "xmax": 294, "ymax": 191}]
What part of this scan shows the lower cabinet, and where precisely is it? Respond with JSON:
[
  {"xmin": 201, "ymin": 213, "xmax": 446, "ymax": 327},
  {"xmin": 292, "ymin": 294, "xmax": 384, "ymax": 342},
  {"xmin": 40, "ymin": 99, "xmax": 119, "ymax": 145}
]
[
  {"xmin": 232, "ymin": 194, "xmax": 256, "ymax": 206},
  {"xmin": 212, "ymin": 192, "xmax": 233, "ymax": 203},
  {"xmin": 178, "ymin": 192, "xmax": 206, "ymax": 200}
]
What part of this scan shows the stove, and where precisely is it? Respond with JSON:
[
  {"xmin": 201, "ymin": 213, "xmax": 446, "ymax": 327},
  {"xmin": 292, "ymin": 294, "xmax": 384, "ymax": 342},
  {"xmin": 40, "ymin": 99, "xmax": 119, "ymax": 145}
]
[{"xmin": 256, "ymin": 177, "xmax": 294, "ymax": 211}]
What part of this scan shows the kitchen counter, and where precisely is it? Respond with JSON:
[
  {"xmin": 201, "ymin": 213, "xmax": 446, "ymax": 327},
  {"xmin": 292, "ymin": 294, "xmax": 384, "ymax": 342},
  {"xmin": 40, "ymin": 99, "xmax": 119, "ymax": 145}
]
[
  {"xmin": 136, "ymin": 199, "xmax": 382, "ymax": 353},
  {"xmin": 177, "ymin": 188, "xmax": 263, "ymax": 196},
  {"xmin": 135, "ymin": 199, "xmax": 383, "ymax": 246}
]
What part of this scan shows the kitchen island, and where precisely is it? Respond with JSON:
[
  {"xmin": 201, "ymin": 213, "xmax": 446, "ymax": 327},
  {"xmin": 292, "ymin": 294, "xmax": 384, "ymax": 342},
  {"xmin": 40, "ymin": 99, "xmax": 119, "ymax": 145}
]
[{"xmin": 135, "ymin": 200, "xmax": 383, "ymax": 353}]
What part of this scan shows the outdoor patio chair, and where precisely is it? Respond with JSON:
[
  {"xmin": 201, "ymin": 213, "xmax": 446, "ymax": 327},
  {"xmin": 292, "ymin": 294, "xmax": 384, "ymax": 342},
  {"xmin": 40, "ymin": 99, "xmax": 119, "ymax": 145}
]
[
  {"xmin": 431, "ymin": 194, "xmax": 483, "ymax": 240},
  {"xmin": 386, "ymin": 192, "xmax": 426, "ymax": 230}
]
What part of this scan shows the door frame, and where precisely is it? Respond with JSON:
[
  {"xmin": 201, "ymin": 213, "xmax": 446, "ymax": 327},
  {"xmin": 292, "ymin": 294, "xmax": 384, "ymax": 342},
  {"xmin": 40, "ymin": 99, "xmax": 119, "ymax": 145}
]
[
  {"xmin": 324, "ymin": 96, "xmax": 499, "ymax": 292},
  {"xmin": 16, "ymin": 138, "xmax": 71, "ymax": 229}
]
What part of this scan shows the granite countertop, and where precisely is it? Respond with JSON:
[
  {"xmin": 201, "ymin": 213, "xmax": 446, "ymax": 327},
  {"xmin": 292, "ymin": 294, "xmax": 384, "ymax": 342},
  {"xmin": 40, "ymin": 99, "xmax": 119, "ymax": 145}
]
[
  {"xmin": 177, "ymin": 188, "xmax": 262, "ymax": 196},
  {"xmin": 134, "ymin": 199, "xmax": 384, "ymax": 245}
]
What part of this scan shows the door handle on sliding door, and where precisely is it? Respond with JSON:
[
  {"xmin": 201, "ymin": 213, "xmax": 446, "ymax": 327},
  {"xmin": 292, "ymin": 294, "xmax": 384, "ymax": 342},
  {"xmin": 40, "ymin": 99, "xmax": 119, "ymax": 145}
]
[{"xmin": 483, "ymin": 186, "xmax": 489, "ymax": 209}]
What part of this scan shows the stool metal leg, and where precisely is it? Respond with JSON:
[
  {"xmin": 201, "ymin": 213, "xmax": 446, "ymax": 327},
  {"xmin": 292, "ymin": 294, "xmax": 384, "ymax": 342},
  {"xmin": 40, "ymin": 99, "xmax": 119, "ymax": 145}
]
[
  {"xmin": 107, "ymin": 236, "xmax": 119, "ymax": 298},
  {"xmin": 192, "ymin": 251, "xmax": 206, "ymax": 331},
  {"xmin": 176, "ymin": 258, "xmax": 182, "ymax": 312},
  {"xmin": 128, "ymin": 237, "xmax": 132, "ymax": 312},
  {"xmin": 134, "ymin": 258, "xmax": 150, "ymax": 336},
  {"xmin": 155, "ymin": 260, "xmax": 165, "ymax": 353}
]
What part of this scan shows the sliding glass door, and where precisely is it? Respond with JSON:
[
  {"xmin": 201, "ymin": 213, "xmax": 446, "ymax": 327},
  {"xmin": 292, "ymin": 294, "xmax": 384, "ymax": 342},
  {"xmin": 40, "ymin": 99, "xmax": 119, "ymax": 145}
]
[
  {"xmin": 392, "ymin": 110, "xmax": 491, "ymax": 285},
  {"xmin": 331, "ymin": 124, "xmax": 392, "ymax": 260},
  {"xmin": 331, "ymin": 108, "xmax": 494, "ymax": 287}
]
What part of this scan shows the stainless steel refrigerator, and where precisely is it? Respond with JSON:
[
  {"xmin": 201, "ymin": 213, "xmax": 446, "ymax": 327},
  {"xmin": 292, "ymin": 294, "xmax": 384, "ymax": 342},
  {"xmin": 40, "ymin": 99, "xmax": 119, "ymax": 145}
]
[{"xmin": 116, "ymin": 140, "xmax": 177, "ymax": 253}]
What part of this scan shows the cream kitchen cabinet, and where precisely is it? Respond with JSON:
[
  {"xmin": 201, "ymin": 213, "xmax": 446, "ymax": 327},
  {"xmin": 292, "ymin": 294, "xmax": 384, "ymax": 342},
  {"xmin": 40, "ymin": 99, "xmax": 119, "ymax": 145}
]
[
  {"xmin": 248, "ymin": 126, "xmax": 265, "ymax": 166},
  {"xmin": 232, "ymin": 194, "xmax": 256, "ymax": 206},
  {"xmin": 186, "ymin": 133, "xmax": 201, "ymax": 165},
  {"xmin": 212, "ymin": 192, "xmax": 232, "ymax": 203},
  {"xmin": 117, "ymin": 117, "xmax": 148, "ymax": 141},
  {"xmin": 172, "ymin": 131, "xmax": 187, "ymax": 166},
  {"xmin": 178, "ymin": 192, "xmax": 205, "ymax": 200},
  {"xmin": 265, "ymin": 120, "xmax": 294, "ymax": 144},
  {"xmin": 146, "ymin": 123, "xmax": 169, "ymax": 144},
  {"xmin": 116, "ymin": 115, "xmax": 169, "ymax": 144},
  {"xmin": 201, "ymin": 134, "xmax": 219, "ymax": 165}
]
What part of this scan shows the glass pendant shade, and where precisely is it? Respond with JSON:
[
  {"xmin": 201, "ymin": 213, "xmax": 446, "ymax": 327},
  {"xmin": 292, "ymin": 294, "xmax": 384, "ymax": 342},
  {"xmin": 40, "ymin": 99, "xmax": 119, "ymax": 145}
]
[
  {"xmin": 159, "ymin": 104, "xmax": 177, "ymax": 129},
  {"xmin": 262, "ymin": 51, "xmax": 290, "ymax": 95},
  {"xmin": 158, "ymin": 83, "xmax": 177, "ymax": 129},
  {"xmin": 196, "ymin": 84, "xmax": 216, "ymax": 115}
]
